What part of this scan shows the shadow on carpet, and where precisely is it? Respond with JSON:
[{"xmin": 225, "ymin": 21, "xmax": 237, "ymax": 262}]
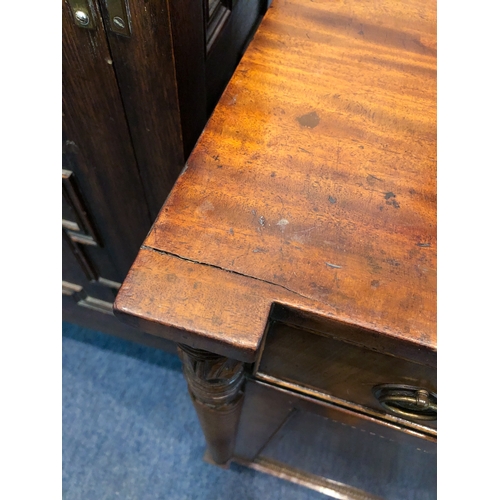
[{"xmin": 62, "ymin": 322, "xmax": 326, "ymax": 500}]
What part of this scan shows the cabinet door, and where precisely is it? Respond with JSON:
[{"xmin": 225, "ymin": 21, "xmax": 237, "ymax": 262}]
[
  {"xmin": 169, "ymin": 0, "xmax": 268, "ymax": 159},
  {"xmin": 96, "ymin": 0, "xmax": 185, "ymax": 219},
  {"xmin": 62, "ymin": 0, "xmax": 152, "ymax": 317},
  {"xmin": 235, "ymin": 380, "xmax": 436, "ymax": 500}
]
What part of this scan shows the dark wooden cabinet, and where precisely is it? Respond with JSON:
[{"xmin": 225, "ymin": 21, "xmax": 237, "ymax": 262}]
[{"xmin": 62, "ymin": 0, "xmax": 267, "ymax": 344}]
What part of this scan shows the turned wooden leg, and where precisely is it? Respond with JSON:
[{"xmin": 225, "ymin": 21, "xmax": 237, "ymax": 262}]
[{"xmin": 177, "ymin": 344, "xmax": 245, "ymax": 465}]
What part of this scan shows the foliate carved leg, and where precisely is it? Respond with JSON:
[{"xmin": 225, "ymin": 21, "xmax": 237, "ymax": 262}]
[{"xmin": 177, "ymin": 344, "xmax": 245, "ymax": 465}]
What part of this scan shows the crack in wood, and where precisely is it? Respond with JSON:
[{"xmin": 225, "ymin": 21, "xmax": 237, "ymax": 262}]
[{"xmin": 142, "ymin": 245, "xmax": 316, "ymax": 305}]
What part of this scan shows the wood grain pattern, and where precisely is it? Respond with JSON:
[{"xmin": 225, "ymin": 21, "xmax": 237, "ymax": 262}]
[
  {"xmin": 115, "ymin": 247, "xmax": 436, "ymax": 366},
  {"xmin": 115, "ymin": 247, "xmax": 272, "ymax": 362},
  {"xmin": 99, "ymin": 0, "xmax": 267, "ymax": 217},
  {"xmin": 63, "ymin": 0, "xmax": 265, "ymax": 350},
  {"xmin": 100, "ymin": 0, "xmax": 185, "ymax": 219},
  {"xmin": 168, "ymin": 0, "xmax": 208, "ymax": 159},
  {"xmin": 62, "ymin": 0, "xmax": 152, "ymax": 280},
  {"xmin": 116, "ymin": 0, "xmax": 436, "ymax": 360},
  {"xmin": 169, "ymin": 0, "xmax": 267, "ymax": 159}
]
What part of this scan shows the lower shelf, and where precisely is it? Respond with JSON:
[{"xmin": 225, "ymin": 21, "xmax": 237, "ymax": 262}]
[{"xmin": 234, "ymin": 455, "xmax": 383, "ymax": 500}]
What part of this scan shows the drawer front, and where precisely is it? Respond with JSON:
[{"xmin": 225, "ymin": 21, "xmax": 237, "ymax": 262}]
[{"xmin": 256, "ymin": 322, "xmax": 436, "ymax": 429}]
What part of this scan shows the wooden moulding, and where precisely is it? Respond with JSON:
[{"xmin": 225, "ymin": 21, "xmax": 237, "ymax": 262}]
[{"xmin": 114, "ymin": 247, "xmax": 436, "ymax": 367}]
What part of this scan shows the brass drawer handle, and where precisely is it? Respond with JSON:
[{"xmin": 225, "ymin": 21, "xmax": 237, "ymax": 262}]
[{"xmin": 373, "ymin": 384, "xmax": 437, "ymax": 421}]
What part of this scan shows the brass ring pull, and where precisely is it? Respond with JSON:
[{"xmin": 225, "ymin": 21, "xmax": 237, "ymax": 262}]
[{"xmin": 373, "ymin": 384, "xmax": 437, "ymax": 421}]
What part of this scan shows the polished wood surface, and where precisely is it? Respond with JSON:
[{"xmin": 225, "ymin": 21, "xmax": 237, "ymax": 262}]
[
  {"xmin": 115, "ymin": 246, "xmax": 435, "ymax": 365},
  {"xmin": 116, "ymin": 0, "xmax": 437, "ymax": 360},
  {"xmin": 114, "ymin": 1, "xmax": 437, "ymax": 493}
]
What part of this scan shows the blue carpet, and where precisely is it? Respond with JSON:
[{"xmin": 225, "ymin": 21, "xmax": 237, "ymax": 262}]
[{"xmin": 62, "ymin": 322, "xmax": 326, "ymax": 500}]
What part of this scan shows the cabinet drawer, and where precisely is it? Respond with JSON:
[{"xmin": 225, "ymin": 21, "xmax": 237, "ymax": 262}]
[{"xmin": 256, "ymin": 322, "xmax": 437, "ymax": 429}]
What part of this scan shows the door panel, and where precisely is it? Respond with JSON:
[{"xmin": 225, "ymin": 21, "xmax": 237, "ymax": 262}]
[
  {"xmin": 169, "ymin": 0, "xmax": 267, "ymax": 159},
  {"xmin": 63, "ymin": 0, "xmax": 152, "ymax": 327},
  {"xmin": 62, "ymin": 0, "xmax": 152, "ymax": 280},
  {"xmin": 63, "ymin": 236, "xmax": 116, "ymax": 312},
  {"xmin": 205, "ymin": 0, "xmax": 265, "ymax": 112},
  {"xmin": 235, "ymin": 380, "xmax": 436, "ymax": 500},
  {"xmin": 98, "ymin": 0, "xmax": 185, "ymax": 219}
]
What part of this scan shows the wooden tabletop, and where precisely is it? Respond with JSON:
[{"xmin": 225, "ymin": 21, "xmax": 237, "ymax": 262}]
[{"xmin": 115, "ymin": 0, "xmax": 436, "ymax": 364}]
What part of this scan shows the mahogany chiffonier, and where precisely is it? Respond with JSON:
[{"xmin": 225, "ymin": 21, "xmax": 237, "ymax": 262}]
[{"xmin": 114, "ymin": 0, "xmax": 437, "ymax": 497}]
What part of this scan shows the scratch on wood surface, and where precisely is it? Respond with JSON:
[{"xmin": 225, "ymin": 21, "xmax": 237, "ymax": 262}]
[
  {"xmin": 326, "ymin": 262, "xmax": 342, "ymax": 269},
  {"xmin": 294, "ymin": 226, "xmax": 316, "ymax": 235}
]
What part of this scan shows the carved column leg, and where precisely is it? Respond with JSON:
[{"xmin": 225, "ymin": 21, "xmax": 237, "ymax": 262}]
[{"xmin": 177, "ymin": 344, "xmax": 245, "ymax": 465}]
